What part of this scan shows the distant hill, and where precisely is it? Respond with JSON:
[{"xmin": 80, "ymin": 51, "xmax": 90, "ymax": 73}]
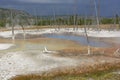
[
  {"xmin": 0, "ymin": 8, "xmax": 32, "ymax": 19},
  {"xmin": 0, "ymin": 8, "xmax": 33, "ymax": 27}
]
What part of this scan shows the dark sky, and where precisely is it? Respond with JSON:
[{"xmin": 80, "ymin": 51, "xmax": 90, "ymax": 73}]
[{"xmin": 0, "ymin": 0, "xmax": 120, "ymax": 17}]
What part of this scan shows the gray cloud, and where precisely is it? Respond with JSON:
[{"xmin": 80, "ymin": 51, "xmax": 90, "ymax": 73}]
[
  {"xmin": 0, "ymin": 0, "xmax": 120, "ymax": 17},
  {"xmin": 16, "ymin": 0, "xmax": 74, "ymax": 3}
]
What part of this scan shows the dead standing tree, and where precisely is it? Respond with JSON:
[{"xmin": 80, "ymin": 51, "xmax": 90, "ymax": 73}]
[
  {"xmin": 84, "ymin": 14, "xmax": 91, "ymax": 55},
  {"xmin": 73, "ymin": 0, "xmax": 78, "ymax": 31},
  {"xmin": 93, "ymin": 0, "xmax": 100, "ymax": 31},
  {"xmin": 20, "ymin": 15, "xmax": 30, "ymax": 39},
  {"xmin": 14, "ymin": 14, "xmax": 30, "ymax": 40},
  {"xmin": 10, "ymin": 10, "xmax": 15, "ymax": 41}
]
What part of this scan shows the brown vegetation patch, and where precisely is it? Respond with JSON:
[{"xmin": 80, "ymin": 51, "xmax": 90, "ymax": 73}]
[
  {"xmin": 0, "ymin": 39, "xmax": 12, "ymax": 43},
  {"xmin": 10, "ymin": 60, "xmax": 120, "ymax": 80},
  {"xmin": 54, "ymin": 47, "xmax": 120, "ymax": 58}
]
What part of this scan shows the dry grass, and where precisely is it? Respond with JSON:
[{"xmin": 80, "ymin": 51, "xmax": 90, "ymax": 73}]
[
  {"xmin": 54, "ymin": 47, "xmax": 119, "ymax": 58},
  {"xmin": 0, "ymin": 39, "xmax": 12, "ymax": 43},
  {"xmin": 9, "ymin": 44, "xmax": 120, "ymax": 80},
  {"xmin": 10, "ymin": 61, "xmax": 120, "ymax": 80},
  {"xmin": 9, "ymin": 43, "xmax": 120, "ymax": 80}
]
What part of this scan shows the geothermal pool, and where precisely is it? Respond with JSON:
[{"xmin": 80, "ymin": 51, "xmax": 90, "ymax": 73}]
[
  {"xmin": 43, "ymin": 34, "xmax": 110, "ymax": 47},
  {"xmin": 0, "ymin": 29, "xmax": 120, "ymax": 80}
]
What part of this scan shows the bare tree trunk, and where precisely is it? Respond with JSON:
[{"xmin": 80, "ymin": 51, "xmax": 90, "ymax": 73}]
[
  {"xmin": 34, "ymin": 9, "xmax": 39, "ymax": 31},
  {"xmin": 87, "ymin": 45, "xmax": 91, "ymax": 55},
  {"xmin": 97, "ymin": 0, "xmax": 101, "ymax": 30},
  {"xmin": 12, "ymin": 25, "xmax": 15, "ymax": 40},
  {"xmin": 84, "ymin": 15, "xmax": 91, "ymax": 55},
  {"xmin": 73, "ymin": 0, "xmax": 78, "ymax": 31},
  {"xmin": 94, "ymin": 0, "xmax": 100, "ymax": 31},
  {"xmin": 21, "ymin": 25, "xmax": 26, "ymax": 40},
  {"xmin": 11, "ymin": 10, "xmax": 15, "ymax": 41}
]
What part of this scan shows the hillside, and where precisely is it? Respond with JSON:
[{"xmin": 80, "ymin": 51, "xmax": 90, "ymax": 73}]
[
  {"xmin": 0, "ymin": 8, "xmax": 32, "ymax": 27},
  {"xmin": 0, "ymin": 8, "xmax": 31, "ymax": 18}
]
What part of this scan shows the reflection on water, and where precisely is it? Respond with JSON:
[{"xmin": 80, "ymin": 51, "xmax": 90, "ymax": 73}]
[{"xmin": 43, "ymin": 34, "xmax": 110, "ymax": 47}]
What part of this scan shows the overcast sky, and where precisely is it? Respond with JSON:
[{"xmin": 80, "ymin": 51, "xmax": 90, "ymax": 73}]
[
  {"xmin": 0, "ymin": 0, "xmax": 120, "ymax": 17},
  {"xmin": 16, "ymin": 0, "xmax": 74, "ymax": 3}
]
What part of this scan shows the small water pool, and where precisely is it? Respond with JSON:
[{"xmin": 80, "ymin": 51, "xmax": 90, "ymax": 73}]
[{"xmin": 43, "ymin": 34, "xmax": 110, "ymax": 47}]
